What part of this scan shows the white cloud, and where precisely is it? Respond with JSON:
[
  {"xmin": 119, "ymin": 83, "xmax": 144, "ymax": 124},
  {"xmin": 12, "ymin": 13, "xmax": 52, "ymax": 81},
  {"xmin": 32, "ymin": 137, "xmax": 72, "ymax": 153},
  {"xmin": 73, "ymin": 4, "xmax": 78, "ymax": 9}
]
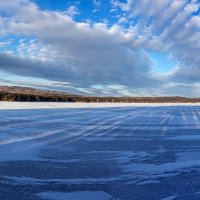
[
  {"xmin": 0, "ymin": 0, "xmax": 199, "ymax": 96},
  {"xmin": 65, "ymin": 5, "xmax": 79, "ymax": 17},
  {"xmin": 0, "ymin": 0, "xmax": 159, "ymax": 88},
  {"xmin": 93, "ymin": 0, "xmax": 101, "ymax": 6}
]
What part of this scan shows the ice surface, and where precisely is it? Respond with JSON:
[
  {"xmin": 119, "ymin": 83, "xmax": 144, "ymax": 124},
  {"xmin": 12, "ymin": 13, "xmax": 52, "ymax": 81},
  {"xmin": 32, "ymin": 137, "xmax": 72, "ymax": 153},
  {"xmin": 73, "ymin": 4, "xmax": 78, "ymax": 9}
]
[
  {"xmin": 167, "ymin": 135, "xmax": 200, "ymax": 140},
  {"xmin": 160, "ymin": 195, "xmax": 178, "ymax": 200},
  {"xmin": 37, "ymin": 191, "xmax": 115, "ymax": 200},
  {"xmin": 1, "ymin": 103, "xmax": 200, "ymax": 199},
  {"xmin": 38, "ymin": 191, "xmax": 115, "ymax": 200}
]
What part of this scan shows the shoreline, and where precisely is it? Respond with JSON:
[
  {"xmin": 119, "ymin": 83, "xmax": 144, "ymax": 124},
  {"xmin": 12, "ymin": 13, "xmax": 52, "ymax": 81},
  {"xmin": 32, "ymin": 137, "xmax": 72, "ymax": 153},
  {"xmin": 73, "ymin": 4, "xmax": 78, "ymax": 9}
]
[{"xmin": 1, "ymin": 101, "xmax": 200, "ymax": 109}]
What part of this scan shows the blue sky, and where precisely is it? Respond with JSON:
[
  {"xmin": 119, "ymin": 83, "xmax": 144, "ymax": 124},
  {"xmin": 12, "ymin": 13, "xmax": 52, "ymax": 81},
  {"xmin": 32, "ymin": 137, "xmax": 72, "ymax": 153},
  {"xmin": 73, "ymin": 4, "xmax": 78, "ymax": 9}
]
[
  {"xmin": 146, "ymin": 51, "xmax": 178, "ymax": 73},
  {"xmin": 0, "ymin": 0, "xmax": 199, "ymax": 96}
]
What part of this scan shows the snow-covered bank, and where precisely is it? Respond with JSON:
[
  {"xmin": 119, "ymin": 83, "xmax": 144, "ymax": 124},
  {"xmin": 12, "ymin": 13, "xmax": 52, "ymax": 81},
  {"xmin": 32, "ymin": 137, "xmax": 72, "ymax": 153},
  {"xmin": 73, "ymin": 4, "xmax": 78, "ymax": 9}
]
[{"xmin": 1, "ymin": 101, "xmax": 200, "ymax": 109}]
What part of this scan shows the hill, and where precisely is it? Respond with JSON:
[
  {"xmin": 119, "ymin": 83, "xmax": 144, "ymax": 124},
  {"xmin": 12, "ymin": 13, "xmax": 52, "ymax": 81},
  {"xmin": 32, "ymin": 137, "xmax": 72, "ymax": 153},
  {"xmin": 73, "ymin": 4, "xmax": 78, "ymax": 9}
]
[{"xmin": 0, "ymin": 85, "xmax": 200, "ymax": 103}]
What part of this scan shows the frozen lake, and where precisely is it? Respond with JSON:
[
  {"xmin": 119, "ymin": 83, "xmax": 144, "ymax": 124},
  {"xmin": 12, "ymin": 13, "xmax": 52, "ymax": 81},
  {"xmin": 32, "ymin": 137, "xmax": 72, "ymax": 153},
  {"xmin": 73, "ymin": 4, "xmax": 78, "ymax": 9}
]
[{"xmin": 1, "ymin": 103, "xmax": 200, "ymax": 200}]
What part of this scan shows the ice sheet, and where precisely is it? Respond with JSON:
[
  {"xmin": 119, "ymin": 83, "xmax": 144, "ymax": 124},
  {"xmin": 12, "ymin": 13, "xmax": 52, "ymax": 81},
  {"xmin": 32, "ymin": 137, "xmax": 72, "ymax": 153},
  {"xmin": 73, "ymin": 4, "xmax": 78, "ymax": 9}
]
[{"xmin": 1, "ymin": 103, "xmax": 200, "ymax": 199}]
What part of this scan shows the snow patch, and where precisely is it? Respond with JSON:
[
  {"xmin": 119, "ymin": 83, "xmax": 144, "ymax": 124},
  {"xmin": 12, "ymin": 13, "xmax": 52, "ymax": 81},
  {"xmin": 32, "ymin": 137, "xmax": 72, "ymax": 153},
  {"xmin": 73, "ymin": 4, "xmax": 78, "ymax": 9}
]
[
  {"xmin": 36, "ymin": 191, "xmax": 116, "ymax": 200},
  {"xmin": 1, "ymin": 102, "xmax": 200, "ymax": 110}
]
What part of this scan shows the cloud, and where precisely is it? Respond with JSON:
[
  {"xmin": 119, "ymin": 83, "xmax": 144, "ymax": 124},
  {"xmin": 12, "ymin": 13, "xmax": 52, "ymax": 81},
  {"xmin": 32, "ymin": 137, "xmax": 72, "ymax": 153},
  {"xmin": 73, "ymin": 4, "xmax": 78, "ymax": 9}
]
[
  {"xmin": 113, "ymin": 0, "xmax": 199, "ymax": 55},
  {"xmin": 113, "ymin": 0, "xmax": 200, "ymax": 92},
  {"xmin": 0, "ymin": 0, "xmax": 160, "ymax": 88},
  {"xmin": 0, "ymin": 0, "xmax": 199, "ymax": 96},
  {"xmin": 65, "ymin": 5, "xmax": 79, "ymax": 17}
]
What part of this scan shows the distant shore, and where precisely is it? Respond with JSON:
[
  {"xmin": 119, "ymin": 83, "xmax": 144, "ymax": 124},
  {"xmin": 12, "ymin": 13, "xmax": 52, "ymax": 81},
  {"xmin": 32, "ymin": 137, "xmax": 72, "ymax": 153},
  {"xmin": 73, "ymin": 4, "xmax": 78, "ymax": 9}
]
[
  {"xmin": 1, "ymin": 85, "xmax": 200, "ymax": 103},
  {"xmin": 2, "ymin": 93, "xmax": 200, "ymax": 103}
]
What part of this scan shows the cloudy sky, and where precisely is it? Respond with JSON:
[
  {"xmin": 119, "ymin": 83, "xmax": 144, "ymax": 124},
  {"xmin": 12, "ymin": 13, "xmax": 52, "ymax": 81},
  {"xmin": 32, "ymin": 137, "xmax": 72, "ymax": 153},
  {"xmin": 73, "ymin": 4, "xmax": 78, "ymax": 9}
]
[{"xmin": 0, "ymin": 0, "xmax": 199, "ymax": 96}]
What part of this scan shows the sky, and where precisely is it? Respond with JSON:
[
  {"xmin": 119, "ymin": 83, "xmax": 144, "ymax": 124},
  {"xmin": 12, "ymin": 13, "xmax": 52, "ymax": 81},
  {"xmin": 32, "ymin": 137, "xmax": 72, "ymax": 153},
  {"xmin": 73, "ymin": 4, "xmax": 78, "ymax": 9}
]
[{"xmin": 0, "ymin": 0, "xmax": 199, "ymax": 97}]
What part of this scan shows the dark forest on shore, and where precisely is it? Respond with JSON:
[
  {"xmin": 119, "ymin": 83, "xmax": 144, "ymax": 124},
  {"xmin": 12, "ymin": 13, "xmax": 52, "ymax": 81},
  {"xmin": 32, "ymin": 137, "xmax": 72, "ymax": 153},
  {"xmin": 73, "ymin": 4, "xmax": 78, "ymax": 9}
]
[{"xmin": 1, "ymin": 86, "xmax": 200, "ymax": 103}]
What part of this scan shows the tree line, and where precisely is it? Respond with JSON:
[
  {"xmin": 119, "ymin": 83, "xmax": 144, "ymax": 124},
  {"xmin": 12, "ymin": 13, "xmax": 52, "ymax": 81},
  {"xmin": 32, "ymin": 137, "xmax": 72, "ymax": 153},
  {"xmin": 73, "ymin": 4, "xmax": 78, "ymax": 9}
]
[{"xmin": 1, "ymin": 91, "xmax": 200, "ymax": 103}]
